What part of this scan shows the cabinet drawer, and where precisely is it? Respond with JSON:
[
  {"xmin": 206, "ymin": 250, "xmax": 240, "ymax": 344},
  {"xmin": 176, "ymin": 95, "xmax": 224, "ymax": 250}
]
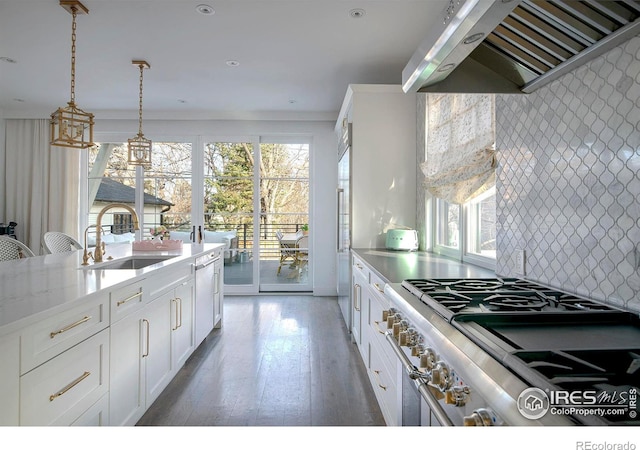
[
  {"xmin": 368, "ymin": 341, "xmax": 397, "ymax": 426},
  {"xmin": 352, "ymin": 255, "xmax": 369, "ymax": 280},
  {"xmin": 110, "ymin": 281, "xmax": 145, "ymax": 324},
  {"xmin": 20, "ymin": 329, "xmax": 109, "ymax": 426},
  {"xmin": 21, "ymin": 293, "xmax": 108, "ymax": 374},
  {"xmin": 71, "ymin": 393, "xmax": 110, "ymax": 426},
  {"xmin": 369, "ymin": 271, "xmax": 386, "ymax": 299},
  {"xmin": 367, "ymin": 287, "xmax": 396, "ymax": 369}
]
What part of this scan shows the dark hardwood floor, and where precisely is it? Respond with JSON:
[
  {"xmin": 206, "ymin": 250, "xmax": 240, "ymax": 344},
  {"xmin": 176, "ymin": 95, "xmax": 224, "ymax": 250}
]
[{"xmin": 137, "ymin": 295, "xmax": 385, "ymax": 427}]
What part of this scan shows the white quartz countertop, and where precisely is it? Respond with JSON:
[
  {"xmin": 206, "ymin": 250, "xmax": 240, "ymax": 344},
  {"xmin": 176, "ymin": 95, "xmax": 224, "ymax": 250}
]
[{"xmin": 0, "ymin": 242, "xmax": 223, "ymax": 336}]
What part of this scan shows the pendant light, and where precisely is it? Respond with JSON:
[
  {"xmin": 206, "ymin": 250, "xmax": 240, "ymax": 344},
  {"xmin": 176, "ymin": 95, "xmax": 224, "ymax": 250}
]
[
  {"xmin": 128, "ymin": 60, "xmax": 152, "ymax": 167},
  {"xmin": 50, "ymin": 0, "xmax": 95, "ymax": 149}
]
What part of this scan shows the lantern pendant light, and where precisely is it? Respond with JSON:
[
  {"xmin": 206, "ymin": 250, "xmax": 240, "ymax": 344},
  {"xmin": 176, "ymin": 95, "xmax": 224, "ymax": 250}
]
[
  {"xmin": 127, "ymin": 60, "xmax": 152, "ymax": 167},
  {"xmin": 50, "ymin": 0, "xmax": 95, "ymax": 149}
]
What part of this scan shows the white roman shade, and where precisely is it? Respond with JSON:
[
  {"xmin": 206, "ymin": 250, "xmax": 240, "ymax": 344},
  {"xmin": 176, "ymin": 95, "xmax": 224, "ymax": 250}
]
[{"xmin": 422, "ymin": 94, "xmax": 496, "ymax": 205}]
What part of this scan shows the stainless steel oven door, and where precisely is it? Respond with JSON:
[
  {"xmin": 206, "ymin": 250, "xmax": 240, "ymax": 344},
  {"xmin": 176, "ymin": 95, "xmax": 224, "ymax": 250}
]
[{"xmin": 400, "ymin": 363, "xmax": 434, "ymax": 426}]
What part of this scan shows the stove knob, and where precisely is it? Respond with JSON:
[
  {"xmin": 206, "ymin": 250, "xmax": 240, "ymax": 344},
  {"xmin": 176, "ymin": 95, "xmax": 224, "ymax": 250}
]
[
  {"xmin": 430, "ymin": 361, "xmax": 453, "ymax": 391},
  {"xmin": 382, "ymin": 308, "xmax": 396, "ymax": 322},
  {"xmin": 412, "ymin": 343, "xmax": 424, "ymax": 357},
  {"xmin": 463, "ymin": 408, "xmax": 496, "ymax": 426},
  {"xmin": 399, "ymin": 327, "xmax": 417, "ymax": 346},
  {"xmin": 393, "ymin": 319, "xmax": 408, "ymax": 339},
  {"xmin": 445, "ymin": 386, "xmax": 471, "ymax": 407},
  {"xmin": 387, "ymin": 312, "xmax": 401, "ymax": 329},
  {"xmin": 419, "ymin": 347, "xmax": 438, "ymax": 371}
]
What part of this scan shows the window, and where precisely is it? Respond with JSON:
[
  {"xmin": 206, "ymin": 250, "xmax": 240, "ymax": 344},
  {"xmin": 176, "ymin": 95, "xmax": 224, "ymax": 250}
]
[
  {"xmin": 466, "ymin": 187, "xmax": 496, "ymax": 259},
  {"xmin": 431, "ymin": 186, "xmax": 496, "ymax": 269}
]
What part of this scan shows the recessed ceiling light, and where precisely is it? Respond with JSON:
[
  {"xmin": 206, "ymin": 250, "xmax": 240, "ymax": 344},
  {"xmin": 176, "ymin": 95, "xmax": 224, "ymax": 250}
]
[
  {"xmin": 437, "ymin": 63, "xmax": 456, "ymax": 72},
  {"xmin": 349, "ymin": 8, "xmax": 365, "ymax": 19},
  {"xmin": 0, "ymin": 56, "xmax": 17, "ymax": 64},
  {"xmin": 177, "ymin": 99, "xmax": 188, "ymax": 104},
  {"xmin": 12, "ymin": 98, "xmax": 25, "ymax": 103},
  {"xmin": 196, "ymin": 4, "xmax": 214, "ymax": 15},
  {"xmin": 226, "ymin": 60, "xmax": 240, "ymax": 67},
  {"xmin": 463, "ymin": 32, "xmax": 485, "ymax": 45},
  {"xmin": 288, "ymin": 99, "xmax": 297, "ymax": 104}
]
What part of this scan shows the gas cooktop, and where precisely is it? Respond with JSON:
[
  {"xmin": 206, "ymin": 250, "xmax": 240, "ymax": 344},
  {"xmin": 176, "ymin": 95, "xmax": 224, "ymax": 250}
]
[
  {"xmin": 402, "ymin": 277, "xmax": 621, "ymax": 320},
  {"xmin": 398, "ymin": 277, "xmax": 640, "ymax": 425}
]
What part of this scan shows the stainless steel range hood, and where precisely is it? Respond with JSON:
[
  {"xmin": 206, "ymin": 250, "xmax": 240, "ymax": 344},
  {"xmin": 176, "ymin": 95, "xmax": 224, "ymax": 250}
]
[{"xmin": 403, "ymin": 0, "xmax": 640, "ymax": 94}]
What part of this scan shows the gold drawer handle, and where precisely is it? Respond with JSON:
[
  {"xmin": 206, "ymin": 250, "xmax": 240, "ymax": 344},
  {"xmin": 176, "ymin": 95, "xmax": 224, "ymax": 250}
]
[
  {"xmin": 355, "ymin": 263, "xmax": 363, "ymax": 269},
  {"xmin": 373, "ymin": 370, "xmax": 387, "ymax": 391},
  {"xmin": 49, "ymin": 371, "xmax": 91, "ymax": 401},
  {"xmin": 373, "ymin": 320, "xmax": 385, "ymax": 335},
  {"xmin": 50, "ymin": 316, "xmax": 91, "ymax": 339},
  {"xmin": 117, "ymin": 291, "xmax": 142, "ymax": 307},
  {"xmin": 373, "ymin": 283, "xmax": 384, "ymax": 293}
]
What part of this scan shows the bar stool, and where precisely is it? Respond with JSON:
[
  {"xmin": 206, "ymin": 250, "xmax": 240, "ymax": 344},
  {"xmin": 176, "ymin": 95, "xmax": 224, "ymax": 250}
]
[{"xmin": 0, "ymin": 236, "xmax": 36, "ymax": 261}]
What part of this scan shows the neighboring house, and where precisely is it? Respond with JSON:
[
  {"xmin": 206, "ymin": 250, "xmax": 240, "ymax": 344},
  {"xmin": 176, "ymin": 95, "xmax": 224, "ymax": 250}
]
[{"xmin": 89, "ymin": 178, "xmax": 173, "ymax": 240}]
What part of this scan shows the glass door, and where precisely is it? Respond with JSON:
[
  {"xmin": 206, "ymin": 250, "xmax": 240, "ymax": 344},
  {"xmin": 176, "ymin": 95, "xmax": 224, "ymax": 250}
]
[
  {"xmin": 258, "ymin": 140, "xmax": 310, "ymax": 292},
  {"xmin": 203, "ymin": 141, "xmax": 255, "ymax": 292}
]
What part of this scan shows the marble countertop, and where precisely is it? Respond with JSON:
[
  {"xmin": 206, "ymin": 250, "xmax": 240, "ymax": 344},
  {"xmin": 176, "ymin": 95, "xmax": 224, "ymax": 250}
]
[
  {"xmin": 0, "ymin": 243, "xmax": 223, "ymax": 336},
  {"xmin": 351, "ymin": 248, "xmax": 495, "ymax": 284}
]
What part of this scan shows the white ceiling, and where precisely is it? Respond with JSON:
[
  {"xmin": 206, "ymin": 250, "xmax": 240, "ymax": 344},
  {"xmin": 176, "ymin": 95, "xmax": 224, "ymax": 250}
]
[{"xmin": 0, "ymin": 0, "xmax": 447, "ymax": 121}]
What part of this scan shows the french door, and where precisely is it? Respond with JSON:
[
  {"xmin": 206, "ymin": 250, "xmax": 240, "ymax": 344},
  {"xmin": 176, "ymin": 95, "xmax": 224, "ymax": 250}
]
[{"xmin": 202, "ymin": 137, "xmax": 311, "ymax": 294}]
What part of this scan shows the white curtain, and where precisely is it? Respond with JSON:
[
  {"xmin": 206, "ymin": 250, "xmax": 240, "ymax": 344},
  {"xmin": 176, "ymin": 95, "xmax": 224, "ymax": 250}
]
[
  {"xmin": 422, "ymin": 94, "xmax": 496, "ymax": 205},
  {"xmin": 3, "ymin": 119, "xmax": 80, "ymax": 254}
]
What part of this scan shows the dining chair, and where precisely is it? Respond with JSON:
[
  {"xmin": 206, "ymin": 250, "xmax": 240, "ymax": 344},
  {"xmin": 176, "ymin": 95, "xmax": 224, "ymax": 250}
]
[
  {"xmin": 276, "ymin": 230, "xmax": 297, "ymax": 275},
  {"xmin": 42, "ymin": 231, "xmax": 83, "ymax": 254},
  {"xmin": 0, "ymin": 236, "xmax": 36, "ymax": 261},
  {"xmin": 290, "ymin": 235, "xmax": 309, "ymax": 280}
]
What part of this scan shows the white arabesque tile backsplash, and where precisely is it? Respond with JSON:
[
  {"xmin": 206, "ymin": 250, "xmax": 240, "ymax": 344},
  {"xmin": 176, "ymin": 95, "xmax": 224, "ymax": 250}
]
[{"xmin": 495, "ymin": 35, "xmax": 640, "ymax": 313}]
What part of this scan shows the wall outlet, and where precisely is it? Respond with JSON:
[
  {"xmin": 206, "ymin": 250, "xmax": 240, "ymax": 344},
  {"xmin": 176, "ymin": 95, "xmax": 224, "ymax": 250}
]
[{"xmin": 515, "ymin": 249, "xmax": 526, "ymax": 276}]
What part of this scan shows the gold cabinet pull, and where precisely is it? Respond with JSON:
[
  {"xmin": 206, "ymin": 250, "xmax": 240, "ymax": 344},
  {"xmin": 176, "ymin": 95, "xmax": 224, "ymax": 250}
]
[
  {"xmin": 49, "ymin": 371, "xmax": 91, "ymax": 401},
  {"xmin": 373, "ymin": 370, "xmax": 387, "ymax": 391},
  {"xmin": 373, "ymin": 320, "xmax": 385, "ymax": 335},
  {"xmin": 171, "ymin": 299, "xmax": 179, "ymax": 331},
  {"xmin": 353, "ymin": 284, "xmax": 361, "ymax": 311},
  {"xmin": 50, "ymin": 316, "xmax": 91, "ymax": 339},
  {"xmin": 177, "ymin": 297, "xmax": 182, "ymax": 329},
  {"xmin": 142, "ymin": 319, "xmax": 150, "ymax": 357},
  {"xmin": 172, "ymin": 297, "xmax": 182, "ymax": 330},
  {"xmin": 373, "ymin": 282, "xmax": 384, "ymax": 293},
  {"xmin": 116, "ymin": 291, "xmax": 142, "ymax": 307}
]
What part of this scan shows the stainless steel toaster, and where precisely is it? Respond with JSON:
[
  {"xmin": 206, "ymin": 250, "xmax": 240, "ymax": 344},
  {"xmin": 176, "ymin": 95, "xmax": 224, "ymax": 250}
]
[{"xmin": 385, "ymin": 229, "xmax": 418, "ymax": 251}]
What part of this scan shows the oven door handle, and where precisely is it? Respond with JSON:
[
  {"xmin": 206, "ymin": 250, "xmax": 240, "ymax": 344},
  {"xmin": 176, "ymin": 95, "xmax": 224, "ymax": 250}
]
[{"xmin": 385, "ymin": 331, "xmax": 454, "ymax": 427}]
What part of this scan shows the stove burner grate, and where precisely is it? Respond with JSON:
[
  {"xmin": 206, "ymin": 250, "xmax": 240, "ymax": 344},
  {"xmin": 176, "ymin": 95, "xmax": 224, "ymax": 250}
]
[{"xmin": 401, "ymin": 278, "xmax": 620, "ymax": 318}]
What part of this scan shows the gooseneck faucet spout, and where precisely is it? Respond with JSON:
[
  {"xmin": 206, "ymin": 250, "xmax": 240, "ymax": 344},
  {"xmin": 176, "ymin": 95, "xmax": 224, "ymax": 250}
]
[{"xmin": 91, "ymin": 203, "xmax": 140, "ymax": 264}]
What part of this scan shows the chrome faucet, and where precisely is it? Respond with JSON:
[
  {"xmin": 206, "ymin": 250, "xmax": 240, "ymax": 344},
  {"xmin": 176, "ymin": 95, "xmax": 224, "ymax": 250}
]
[{"xmin": 83, "ymin": 203, "xmax": 140, "ymax": 265}]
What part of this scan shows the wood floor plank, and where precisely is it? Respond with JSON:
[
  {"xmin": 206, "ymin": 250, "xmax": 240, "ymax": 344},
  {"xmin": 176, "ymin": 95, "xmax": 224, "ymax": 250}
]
[{"xmin": 137, "ymin": 295, "xmax": 385, "ymax": 427}]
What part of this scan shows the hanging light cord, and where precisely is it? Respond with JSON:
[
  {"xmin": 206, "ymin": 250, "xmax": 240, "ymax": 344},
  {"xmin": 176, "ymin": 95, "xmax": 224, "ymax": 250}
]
[
  {"xmin": 69, "ymin": 7, "xmax": 78, "ymax": 105},
  {"xmin": 137, "ymin": 63, "xmax": 145, "ymax": 136}
]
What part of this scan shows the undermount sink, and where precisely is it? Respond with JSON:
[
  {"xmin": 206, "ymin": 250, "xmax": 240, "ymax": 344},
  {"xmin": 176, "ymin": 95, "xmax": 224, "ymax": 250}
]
[{"xmin": 83, "ymin": 256, "xmax": 175, "ymax": 270}]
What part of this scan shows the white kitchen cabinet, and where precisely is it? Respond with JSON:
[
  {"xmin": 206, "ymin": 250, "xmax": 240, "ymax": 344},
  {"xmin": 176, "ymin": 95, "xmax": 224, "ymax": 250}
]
[
  {"xmin": 20, "ymin": 291, "xmax": 109, "ymax": 374},
  {"xmin": 213, "ymin": 253, "xmax": 223, "ymax": 328},
  {"xmin": 109, "ymin": 272, "xmax": 190, "ymax": 426},
  {"xmin": 349, "ymin": 252, "xmax": 399, "ymax": 426},
  {"xmin": 335, "ymin": 85, "xmax": 417, "ymax": 250},
  {"xmin": 20, "ymin": 328, "xmax": 110, "ymax": 426},
  {"xmin": 171, "ymin": 279, "xmax": 195, "ymax": 372},
  {"xmin": 351, "ymin": 255, "xmax": 369, "ymax": 364},
  {"xmin": 0, "ymin": 333, "xmax": 19, "ymax": 425}
]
